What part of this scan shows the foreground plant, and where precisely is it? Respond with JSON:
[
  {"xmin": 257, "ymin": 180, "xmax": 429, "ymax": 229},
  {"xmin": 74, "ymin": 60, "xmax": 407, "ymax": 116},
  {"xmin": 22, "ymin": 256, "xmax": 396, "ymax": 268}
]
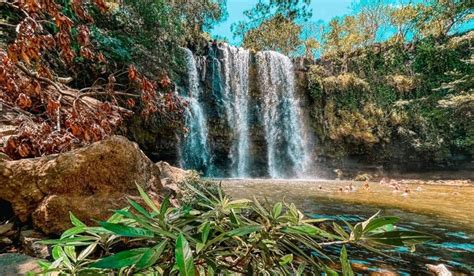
[{"xmin": 37, "ymin": 183, "xmax": 434, "ymax": 275}]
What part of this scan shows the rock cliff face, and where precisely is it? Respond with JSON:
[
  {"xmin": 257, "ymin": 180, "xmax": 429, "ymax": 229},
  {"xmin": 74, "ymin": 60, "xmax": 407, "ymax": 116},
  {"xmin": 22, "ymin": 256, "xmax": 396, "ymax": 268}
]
[
  {"xmin": 0, "ymin": 136, "xmax": 163, "ymax": 234},
  {"xmin": 127, "ymin": 33, "xmax": 473, "ymax": 178}
]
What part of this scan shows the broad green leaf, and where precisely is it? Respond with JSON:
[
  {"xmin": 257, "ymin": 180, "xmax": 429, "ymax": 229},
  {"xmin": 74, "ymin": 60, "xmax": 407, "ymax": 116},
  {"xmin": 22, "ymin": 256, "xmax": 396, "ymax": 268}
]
[
  {"xmin": 78, "ymin": 243, "xmax": 97, "ymax": 261},
  {"xmin": 50, "ymin": 257, "xmax": 64, "ymax": 269},
  {"xmin": 175, "ymin": 233, "xmax": 195, "ymax": 276},
  {"xmin": 365, "ymin": 230, "xmax": 435, "ymax": 246},
  {"xmin": 135, "ymin": 241, "xmax": 168, "ymax": 269},
  {"xmin": 127, "ymin": 198, "xmax": 151, "ymax": 218},
  {"xmin": 90, "ymin": 248, "xmax": 149, "ymax": 269},
  {"xmin": 279, "ymin": 254, "xmax": 293, "ymax": 266},
  {"xmin": 54, "ymin": 246, "xmax": 73, "ymax": 270},
  {"xmin": 295, "ymin": 264, "xmax": 306, "ymax": 276},
  {"xmin": 159, "ymin": 197, "xmax": 171, "ymax": 221},
  {"xmin": 37, "ymin": 260, "xmax": 51, "ymax": 270},
  {"xmin": 69, "ymin": 212, "xmax": 86, "ymax": 227},
  {"xmin": 340, "ymin": 245, "xmax": 354, "ymax": 276},
  {"xmin": 60, "ymin": 226, "xmax": 86, "ymax": 239},
  {"xmin": 52, "ymin": 246, "xmax": 61, "ymax": 260},
  {"xmin": 227, "ymin": 199, "xmax": 252, "ymax": 209},
  {"xmin": 283, "ymin": 225, "xmax": 319, "ymax": 236},
  {"xmin": 363, "ymin": 216, "xmax": 400, "ymax": 233},
  {"xmin": 99, "ymin": 222, "xmax": 154, "ymax": 238},
  {"xmin": 42, "ymin": 236, "xmax": 95, "ymax": 246},
  {"xmin": 64, "ymin": 246, "xmax": 77, "ymax": 262},
  {"xmin": 107, "ymin": 208, "xmax": 129, "ymax": 223},
  {"xmin": 229, "ymin": 209, "xmax": 241, "ymax": 225},
  {"xmin": 136, "ymin": 183, "xmax": 160, "ymax": 215},
  {"xmin": 196, "ymin": 242, "xmax": 205, "ymax": 253},
  {"xmin": 350, "ymin": 223, "xmax": 363, "ymax": 241},
  {"xmin": 273, "ymin": 202, "xmax": 283, "ymax": 218},
  {"xmin": 200, "ymin": 222, "xmax": 211, "ymax": 243},
  {"xmin": 253, "ymin": 197, "xmax": 270, "ymax": 217},
  {"xmin": 333, "ymin": 222, "xmax": 350, "ymax": 239},
  {"xmin": 226, "ymin": 225, "xmax": 262, "ymax": 237},
  {"xmin": 302, "ymin": 218, "xmax": 328, "ymax": 224},
  {"xmin": 324, "ymin": 266, "xmax": 339, "ymax": 276},
  {"xmin": 361, "ymin": 210, "xmax": 380, "ymax": 230}
]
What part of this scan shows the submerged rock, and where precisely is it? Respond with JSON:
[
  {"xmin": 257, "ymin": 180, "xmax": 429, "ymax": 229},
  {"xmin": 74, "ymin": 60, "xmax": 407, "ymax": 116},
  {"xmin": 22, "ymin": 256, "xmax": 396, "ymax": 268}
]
[
  {"xmin": 426, "ymin": 264, "xmax": 452, "ymax": 276},
  {"xmin": 0, "ymin": 136, "xmax": 162, "ymax": 234}
]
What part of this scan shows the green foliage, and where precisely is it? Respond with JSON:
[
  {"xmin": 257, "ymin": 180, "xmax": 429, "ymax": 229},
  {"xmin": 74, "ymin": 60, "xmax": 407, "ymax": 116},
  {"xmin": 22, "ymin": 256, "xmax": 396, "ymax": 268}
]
[
  {"xmin": 233, "ymin": 0, "xmax": 313, "ymax": 55},
  {"xmin": 90, "ymin": 0, "xmax": 185, "ymax": 82},
  {"xmin": 307, "ymin": 32, "xmax": 473, "ymax": 164},
  {"xmin": 37, "ymin": 184, "xmax": 433, "ymax": 275},
  {"xmin": 322, "ymin": 0, "xmax": 472, "ymax": 57},
  {"xmin": 242, "ymin": 14, "xmax": 302, "ymax": 55}
]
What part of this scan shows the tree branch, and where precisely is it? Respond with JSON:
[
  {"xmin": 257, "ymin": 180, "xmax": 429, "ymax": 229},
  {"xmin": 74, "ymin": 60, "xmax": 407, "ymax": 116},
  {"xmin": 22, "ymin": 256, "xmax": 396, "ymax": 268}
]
[
  {"xmin": 16, "ymin": 63, "xmax": 69, "ymax": 97},
  {"xmin": 0, "ymin": 100, "xmax": 35, "ymax": 117},
  {"xmin": 318, "ymin": 240, "xmax": 349, "ymax": 247},
  {"xmin": 0, "ymin": 22, "xmax": 17, "ymax": 29}
]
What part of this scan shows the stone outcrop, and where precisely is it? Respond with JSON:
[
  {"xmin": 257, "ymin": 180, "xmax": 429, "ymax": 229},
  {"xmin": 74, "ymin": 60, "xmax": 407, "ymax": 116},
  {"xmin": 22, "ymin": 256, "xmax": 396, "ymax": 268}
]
[
  {"xmin": 156, "ymin": 161, "xmax": 193, "ymax": 199},
  {"xmin": 0, "ymin": 136, "xmax": 162, "ymax": 234}
]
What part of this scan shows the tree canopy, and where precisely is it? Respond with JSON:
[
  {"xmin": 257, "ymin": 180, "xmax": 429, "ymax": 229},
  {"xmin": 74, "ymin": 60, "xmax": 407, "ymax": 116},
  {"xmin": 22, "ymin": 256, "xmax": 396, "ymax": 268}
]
[{"xmin": 233, "ymin": 0, "xmax": 473, "ymax": 58}]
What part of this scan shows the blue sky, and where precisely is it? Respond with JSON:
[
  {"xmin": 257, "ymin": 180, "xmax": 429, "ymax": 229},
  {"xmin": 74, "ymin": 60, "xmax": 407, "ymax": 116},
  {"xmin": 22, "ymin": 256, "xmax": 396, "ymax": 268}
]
[{"xmin": 211, "ymin": 0, "xmax": 356, "ymax": 44}]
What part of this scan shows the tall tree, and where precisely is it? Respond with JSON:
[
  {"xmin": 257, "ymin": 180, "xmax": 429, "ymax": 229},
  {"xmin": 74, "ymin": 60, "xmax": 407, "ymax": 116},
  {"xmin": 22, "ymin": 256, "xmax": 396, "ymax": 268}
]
[
  {"xmin": 350, "ymin": 0, "xmax": 389, "ymax": 44},
  {"xmin": 414, "ymin": 0, "xmax": 473, "ymax": 38},
  {"xmin": 232, "ymin": 0, "xmax": 312, "ymax": 54},
  {"xmin": 387, "ymin": 3, "xmax": 418, "ymax": 43},
  {"xmin": 169, "ymin": 0, "xmax": 227, "ymax": 38},
  {"xmin": 242, "ymin": 14, "xmax": 302, "ymax": 55}
]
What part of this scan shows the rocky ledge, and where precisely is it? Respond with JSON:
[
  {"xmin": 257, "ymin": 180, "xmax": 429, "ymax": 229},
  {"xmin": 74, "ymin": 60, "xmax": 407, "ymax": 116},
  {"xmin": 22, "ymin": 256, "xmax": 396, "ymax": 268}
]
[{"xmin": 0, "ymin": 136, "xmax": 179, "ymax": 234}]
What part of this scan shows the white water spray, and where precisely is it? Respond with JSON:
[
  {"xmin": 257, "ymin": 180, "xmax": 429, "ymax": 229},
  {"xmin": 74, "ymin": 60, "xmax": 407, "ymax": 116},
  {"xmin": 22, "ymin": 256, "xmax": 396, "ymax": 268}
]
[{"xmin": 256, "ymin": 51, "xmax": 312, "ymax": 178}]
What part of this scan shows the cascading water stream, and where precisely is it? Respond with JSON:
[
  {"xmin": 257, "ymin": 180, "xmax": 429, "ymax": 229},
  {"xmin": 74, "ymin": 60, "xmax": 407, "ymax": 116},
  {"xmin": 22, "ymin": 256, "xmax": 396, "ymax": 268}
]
[
  {"xmin": 179, "ymin": 48, "xmax": 212, "ymax": 174},
  {"xmin": 219, "ymin": 44, "xmax": 251, "ymax": 178},
  {"xmin": 179, "ymin": 46, "xmax": 313, "ymax": 178},
  {"xmin": 256, "ymin": 51, "xmax": 312, "ymax": 178}
]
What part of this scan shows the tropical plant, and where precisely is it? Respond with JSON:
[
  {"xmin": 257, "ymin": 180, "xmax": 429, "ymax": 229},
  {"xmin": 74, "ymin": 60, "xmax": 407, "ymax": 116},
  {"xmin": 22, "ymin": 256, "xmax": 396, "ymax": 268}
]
[{"xmin": 37, "ymin": 183, "xmax": 434, "ymax": 275}]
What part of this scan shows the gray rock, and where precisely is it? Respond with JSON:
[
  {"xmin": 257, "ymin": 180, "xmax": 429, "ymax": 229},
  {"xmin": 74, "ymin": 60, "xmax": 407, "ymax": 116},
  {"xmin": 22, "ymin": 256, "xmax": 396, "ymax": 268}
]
[
  {"xmin": 20, "ymin": 230, "xmax": 50, "ymax": 259},
  {"xmin": 0, "ymin": 253, "xmax": 41, "ymax": 275}
]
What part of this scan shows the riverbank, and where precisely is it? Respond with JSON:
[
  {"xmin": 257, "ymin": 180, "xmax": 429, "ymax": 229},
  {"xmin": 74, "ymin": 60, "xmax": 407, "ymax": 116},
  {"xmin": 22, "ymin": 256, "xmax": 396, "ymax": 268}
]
[{"xmin": 218, "ymin": 178, "xmax": 474, "ymax": 231}]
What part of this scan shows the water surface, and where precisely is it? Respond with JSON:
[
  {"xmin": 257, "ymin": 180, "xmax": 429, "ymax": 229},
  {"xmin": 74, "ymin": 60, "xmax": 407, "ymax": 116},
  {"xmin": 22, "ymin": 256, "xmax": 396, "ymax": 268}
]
[{"xmin": 219, "ymin": 179, "xmax": 474, "ymax": 274}]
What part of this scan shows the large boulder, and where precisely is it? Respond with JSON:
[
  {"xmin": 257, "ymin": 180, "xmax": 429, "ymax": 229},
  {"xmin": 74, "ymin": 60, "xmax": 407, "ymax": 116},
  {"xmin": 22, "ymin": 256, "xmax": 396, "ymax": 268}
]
[{"xmin": 0, "ymin": 136, "xmax": 162, "ymax": 234}]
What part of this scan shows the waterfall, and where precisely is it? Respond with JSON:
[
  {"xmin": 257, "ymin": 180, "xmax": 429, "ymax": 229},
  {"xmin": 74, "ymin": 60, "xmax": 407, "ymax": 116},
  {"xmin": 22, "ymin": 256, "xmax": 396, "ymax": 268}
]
[
  {"xmin": 219, "ymin": 44, "xmax": 251, "ymax": 178},
  {"xmin": 256, "ymin": 51, "xmax": 311, "ymax": 178},
  {"xmin": 179, "ymin": 48, "xmax": 211, "ymax": 174},
  {"xmin": 179, "ymin": 46, "xmax": 313, "ymax": 178}
]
